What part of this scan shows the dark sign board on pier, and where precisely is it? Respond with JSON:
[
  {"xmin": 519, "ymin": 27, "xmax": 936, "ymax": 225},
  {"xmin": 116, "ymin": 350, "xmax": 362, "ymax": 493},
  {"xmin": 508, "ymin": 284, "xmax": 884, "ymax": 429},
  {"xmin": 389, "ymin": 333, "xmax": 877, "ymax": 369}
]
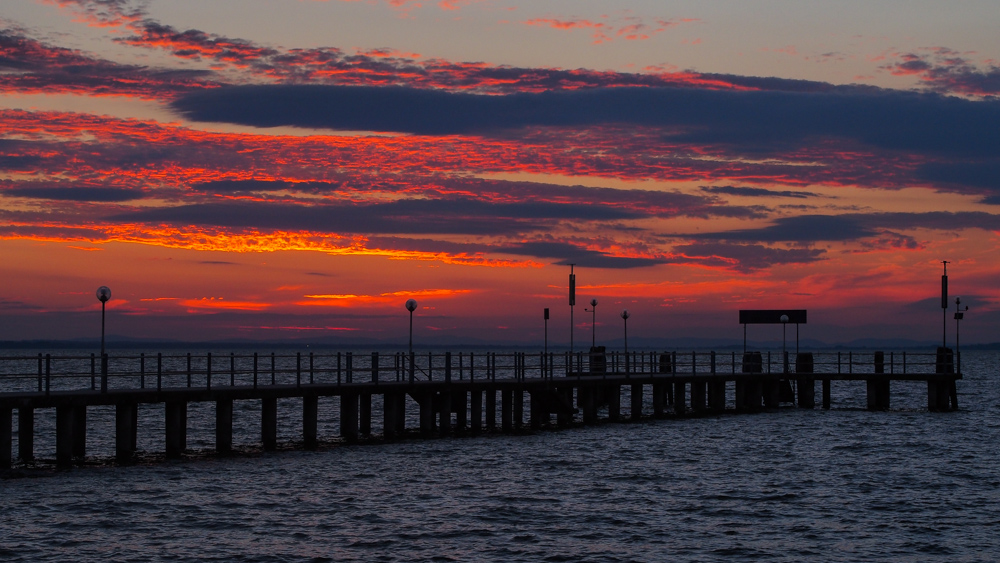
[{"xmin": 739, "ymin": 310, "xmax": 807, "ymax": 324}]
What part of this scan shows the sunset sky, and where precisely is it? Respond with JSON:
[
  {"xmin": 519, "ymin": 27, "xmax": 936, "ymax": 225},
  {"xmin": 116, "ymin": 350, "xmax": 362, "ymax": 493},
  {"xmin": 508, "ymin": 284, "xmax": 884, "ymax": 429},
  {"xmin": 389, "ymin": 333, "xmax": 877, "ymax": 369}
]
[{"xmin": 1, "ymin": 0, "xmax": 999, "ymax": 345}]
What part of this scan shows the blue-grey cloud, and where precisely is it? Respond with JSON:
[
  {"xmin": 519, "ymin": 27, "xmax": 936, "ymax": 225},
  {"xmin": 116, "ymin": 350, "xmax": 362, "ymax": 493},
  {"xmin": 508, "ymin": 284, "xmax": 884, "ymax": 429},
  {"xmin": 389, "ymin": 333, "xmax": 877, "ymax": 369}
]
[
  {"xmin": 170, "ymin": 85, "xmax": 1000, "ymax": 157},
  {"xmin": 700, "ymin": 185, "xmax": 821, "ymax": 199},
  {"xmin": 3, "ymin": 186, "xmax": 143, "ymax": 202},
  {"xmin": 688, "ymin": 212, "xmax": 1000, "ymax": 243},
  {"xmin": 499, "ymin": 241, "xmax": 666, "ymax": 269}
]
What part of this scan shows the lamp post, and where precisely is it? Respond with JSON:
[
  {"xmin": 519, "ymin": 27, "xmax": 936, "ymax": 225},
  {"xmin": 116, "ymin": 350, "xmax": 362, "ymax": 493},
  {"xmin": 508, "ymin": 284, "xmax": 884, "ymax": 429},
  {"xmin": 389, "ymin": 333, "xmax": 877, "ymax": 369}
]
[
  {"xmin": 620, "ymin": 309, "xmax": 630, "ymax": 373},
  {"xmin": 405, "ymin": 299, "xmax": 418, "ymax": 354},
  {"xmin": 780, "ymin": 314, "xmax": 789, "ymax": 374},
  {"xmin": 955, "ymin": 297, "xmax": 968, "ymax": 374},
  {"xmin": 96, "ymin": 286, "xmax": 111, "ymax": 358},
  {"xmin": 585, "ymin": 298, "xmax": 598, "ymax": 347}
]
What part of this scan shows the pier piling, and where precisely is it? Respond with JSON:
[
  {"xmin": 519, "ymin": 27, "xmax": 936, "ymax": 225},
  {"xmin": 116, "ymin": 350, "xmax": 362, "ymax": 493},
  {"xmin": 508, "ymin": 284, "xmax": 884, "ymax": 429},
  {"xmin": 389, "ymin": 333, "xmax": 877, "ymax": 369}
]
[
  {"xmin": 116, "ymin": 402, "xmax": 137, "ymax": 463},
  {"xmin": 1, "ymin": 407, "xmax": 11, "ymax": 468},
  {"xmin": 216, "ymin": 399, "xmax": 233, "ymax": 453},
  {"xmin": 56, "ymin": 406, "xmax": 74, "ymax": 468},
  {"xmin": 165, "ymin": 401, "xmax": 187, "ymax": 458},
  {"xmin": 18, "ymin": 407, "xmax": 33, "ymax": 462},
  {"xmin": 340, "ymin": 394, "xmax": 359, "ymax": 442},
  {"xmin": 262, "ymin": 397, "xmax": 278, "ymax": 450},
  {"xmin": 303, "ymin": 396, "xmax": 318, "ymax": 449}
]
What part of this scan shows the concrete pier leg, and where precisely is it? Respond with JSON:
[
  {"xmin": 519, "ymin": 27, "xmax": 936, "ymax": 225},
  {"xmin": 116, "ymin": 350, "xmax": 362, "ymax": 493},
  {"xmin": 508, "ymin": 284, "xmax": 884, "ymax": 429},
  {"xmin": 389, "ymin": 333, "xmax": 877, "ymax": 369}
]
[
  {"xmin": 822, "ymin": 379, "xmax": 831, "ymax": 409},
  {"xmin": 56, "ymin": 406, "xmax": 75, "ymax": 468},
  {"xmin": 735, "ymin": 381, "xmax": 746, "ymax": 411},
  {"xmin": 674, "ymin": 382, "xmax": 686, "ymax": 415},
  {"xmin": 763, "ymin": 380, "xmax": 780, "ymax": 409},
  {"xmin": 396, "ymin": 395, "xmax": 406, "ymax": 434},
  {"xmin": 1, "ymin": 407, "xmax": 11, "ymax": 468},
  {"xmin": 708, "ymin": 381, "xmax": 726, "ymax": 411},
  {"xmin": 453, "ymin": 391, "xmax": 468, "ymax": 431},
  {"xmin": 529, "ymin": 392, "xmax": 542, "ymax": 430},
  {"xmin": 501, "ymin": 389, "xmax": 513, "ymax": 432},
  {"xmin": 359, "ymin": 393, "xmax": 372, "ymax": 436},
  {"xmin": 485, "ymin": 388, "xmax": 497, "ymax": 431},
  {"xmin": 438, "ymin": 390, "xmax": 452, "ymax": 437},
  {"xmin": 798, "ymin": 378, "xmax": 815, "ymax": 408},
  {"xmin": 216, "ymin": 399, "xmax": 233, "ymax": 454},
  {"xmin": 631, "ymin": 384, "xmax": 643, "ymax": 420},
  {"xmin": 949, "ymin": 380, "xmax": 958, "ymax": 410},
  {"xmin": 115, "ymin": 403, "xmax": 137, "ymax": 464},
  {"xmin": 470, "ymin": 390, "xmax": 483, "ymax": 433},
  {"xmin": 879, "ymin": 381, "xmax": 890, "ymax": 410},
  {"xmin": 72, "ymin": 406, "xmax": 86, "ymax": 459},
  {"xmin": 340, "ymin": 394, "xmax": 359, "ymax": 442},
  {"xmin": 652, "ymin": 383, "xmax": 665, "ymax": 417},
  {"xmin": 750, "ymin": 380, "xmax": 764, "ymax": 410},
  {"xmin": 262, "ymin": 397, "xmax": 278, "ymax": 450},
  {"xmin": 165, "ymin": 401, "xmax": 187, "ymax": 458},
  {"xmin": 582, "ymin": 387, "xmax": 598, "ymax": 424},
  {"xmin": 557, "ymin": 388, "xmax": 573, "ymax": 426},
  {"xmin": 383, "ymin": 393, "xmax": 399, "ymax": 439},
  {"xmin": 17, "ymin": 408, "xmax": 33, "ymax": 462},
  {"xmin": 691, "ymin": 382, "xmax": 707, "ymax": 412},
  {"xmin": 607, "ymin": 385, "xmax": 621, "ymax": 421},
  {"xmin": 866, "ymin": 380, "xmax": 880, "ymax": 411},
  {"xmin": 303, "ymin": 396, "xmax": 318, "ymax": 449},
  {"xmin": 512, "ymin": 389, "xmax": 524, "ymax": 430}
]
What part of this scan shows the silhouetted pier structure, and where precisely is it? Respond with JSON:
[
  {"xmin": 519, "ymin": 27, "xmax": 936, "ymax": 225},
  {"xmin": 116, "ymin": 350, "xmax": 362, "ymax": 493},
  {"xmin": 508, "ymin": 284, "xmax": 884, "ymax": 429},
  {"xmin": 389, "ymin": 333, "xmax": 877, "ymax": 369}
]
[{"xmin": 0, "ymin": 349, "xmax": 960, "ymax": 468}]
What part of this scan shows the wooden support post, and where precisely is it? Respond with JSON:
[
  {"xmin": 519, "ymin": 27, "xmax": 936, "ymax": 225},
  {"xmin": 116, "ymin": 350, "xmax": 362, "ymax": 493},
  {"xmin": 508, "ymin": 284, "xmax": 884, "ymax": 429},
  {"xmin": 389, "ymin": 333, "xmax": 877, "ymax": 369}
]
[
  {"xmin": 582, "ymin": 387, "xmax": 598, "ymax": 424},
  {"xmin": 72, "ymin": 406, "xmax": 86, "ymax": 459},
  {"xmin": 822, "ymin": 379, "xmax": 831, "ymax": 409},
  {"xmin": 795, "ymin": 352, "xmax": 815, "ymax": 409},
  {"xmin": 708, "ymin": 381, "xmax": 726, "ymax": 411},
  {"xmin": 691, "ymin": 381, "xmax": 707, "ymax": 412},
  {"xmin": 529, "ymin": 391, "xmax": 543, "ymax": 430},
  {"xmin": 673, "ymin": 382, "xmax": 686, "ymax": 415},
  {"xmin": 303, "ymin": 396, "xmax": 318, "ymax": 449},
  {"xmin": 485, "ymin": 388, "xmax": 497, "ymax": 431},
  {"xmin": 165, "ymin": 401, "xmax": 187, "ymax": 458},
  {"xmin": 382, "ymin": 393, "xmax": 398, "ymax": 439},
  {"xmin": 501, "ymin": 389, "xmax": 513, "ymax": 432},
  {"xmin": 261, "ymin": 397, "xmax": 278, "ymax": 450},
  {"xmin": 452, "ymin": 391, "xmax": 467, "ymax": 430},
  {"xmin": 396, "ymin": 394, "xmax": 406, "ymax": 434},
  {"xmin": 763, "ymin": 379, "xmax": 780, "ymax": 408},
  {"xmin": 607, "ymin": 385, "xmax": 621, "ymax": 421},
  {"xmin": 0, "ymin": 407, "xmax": 11, "ymax": 468},
  {"xmin": 340, "ymin": 393, "xmax": 359, "ymax": 442},
  {"xmin": 359, "ymin": 393, "xmax": 372, "ymax": 436},
  {"xmin": 115, "ymin": 402, "xmax": 137, "ymax": 464},
  {"xmin": 438, "ymin": 390, "xmax": 451, "ymax": 436},
  {"xmin": 734, "ymin": 380, "xmax": 746, "ymax": 411},
  {"xmin": 512, "ymin": 389, "xmax": 524, "ymax": 430},
  {"xmin": 56, "ymin": 406, "xmax": 75, "ymax": 468},
  {"xmin": 470, "ymin": 389, "xmax": 483, "ymax": 433},
  {"xmin": 630, "ymin": 384, "xmax": 643, "ymax": 420},
  {"xmin": 652, "ymin": 383, "xmax": 665, "ymax": 417},
  {"xmin": 18, "ymin": 407, "xmax": 33, "ymax": 462},
  {"xmin": 557, "ymin": 388, "xmax": 574, "ymax": 426},
  {"xmin": 216, "ymin": 398, "xmax": 233, "ymax": 454},
  {"xmin": 417, "ymin": 392, "xmax": 434, "ymax": 436}
]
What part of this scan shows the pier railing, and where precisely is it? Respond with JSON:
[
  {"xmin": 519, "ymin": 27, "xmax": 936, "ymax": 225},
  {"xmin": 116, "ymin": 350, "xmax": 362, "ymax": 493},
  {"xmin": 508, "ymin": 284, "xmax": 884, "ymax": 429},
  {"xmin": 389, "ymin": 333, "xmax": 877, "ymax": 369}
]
[{"xmin": 0, "ymin": 350, "xmax": 955, "ymax": 396}]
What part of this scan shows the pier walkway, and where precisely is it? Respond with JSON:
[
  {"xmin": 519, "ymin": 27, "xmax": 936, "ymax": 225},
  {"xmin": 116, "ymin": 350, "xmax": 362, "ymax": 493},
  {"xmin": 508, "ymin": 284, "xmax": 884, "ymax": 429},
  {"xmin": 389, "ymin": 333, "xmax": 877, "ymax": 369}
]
[{"xmin": 0, "ymin": 349, "xmax": 960, "ymax": 468}]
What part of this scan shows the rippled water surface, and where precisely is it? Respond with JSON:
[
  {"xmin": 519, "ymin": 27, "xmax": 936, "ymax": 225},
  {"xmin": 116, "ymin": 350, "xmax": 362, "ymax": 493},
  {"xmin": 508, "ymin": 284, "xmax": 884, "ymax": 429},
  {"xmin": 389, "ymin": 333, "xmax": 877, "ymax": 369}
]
[{"xmin": 2, "ymin": 351, "xmax": 999, "ymax": 562}]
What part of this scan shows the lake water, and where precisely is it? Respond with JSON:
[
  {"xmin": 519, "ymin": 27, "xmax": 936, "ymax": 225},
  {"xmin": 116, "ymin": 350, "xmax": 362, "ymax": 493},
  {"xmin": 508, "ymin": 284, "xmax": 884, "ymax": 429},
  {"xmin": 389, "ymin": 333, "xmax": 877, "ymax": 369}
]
[{"xmin": 1, "ymin": 350, "xmax": 998, "ymax": 562}]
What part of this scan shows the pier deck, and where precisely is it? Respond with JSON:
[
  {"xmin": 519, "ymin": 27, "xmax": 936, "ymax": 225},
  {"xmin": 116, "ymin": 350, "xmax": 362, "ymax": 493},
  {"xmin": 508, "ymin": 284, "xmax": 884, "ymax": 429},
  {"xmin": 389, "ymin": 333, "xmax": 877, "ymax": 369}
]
[{"xmin": 0, "ymin": 349, "xmax": 961, "ymax": 468}]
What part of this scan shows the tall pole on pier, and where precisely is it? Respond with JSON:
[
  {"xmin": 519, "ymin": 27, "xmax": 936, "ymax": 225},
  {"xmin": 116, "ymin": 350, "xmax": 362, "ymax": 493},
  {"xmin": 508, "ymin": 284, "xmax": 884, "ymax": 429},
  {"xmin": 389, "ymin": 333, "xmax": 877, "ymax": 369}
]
[
  {"xmin": 96, "ymin": 286, "xmax": 111, "ymax": 358},
  {"xmin": 941, "ymin": 261, "xmax": 949, "ymax": 349},
  {"xmin": 620, "ymin": 309, "xmax": 630, "ymax": 372},
  {"xmin": 586, "ymin": 298, "xmax": 598, "ymax": 347},
  {"xmin": 405, "ymin": 299, "xmax": 418, "ymax": 354},
  {"xmin": 569, "ymin": 264, "xmax": 576, "ymax": 354}
]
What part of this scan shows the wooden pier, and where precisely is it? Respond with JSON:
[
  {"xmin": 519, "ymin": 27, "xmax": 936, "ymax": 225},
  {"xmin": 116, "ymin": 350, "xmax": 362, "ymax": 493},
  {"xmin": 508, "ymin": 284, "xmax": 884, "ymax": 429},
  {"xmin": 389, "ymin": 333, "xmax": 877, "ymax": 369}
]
[{"xmin": 0, "ymin": 349, "xmax": 961, "ymax": 468}]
